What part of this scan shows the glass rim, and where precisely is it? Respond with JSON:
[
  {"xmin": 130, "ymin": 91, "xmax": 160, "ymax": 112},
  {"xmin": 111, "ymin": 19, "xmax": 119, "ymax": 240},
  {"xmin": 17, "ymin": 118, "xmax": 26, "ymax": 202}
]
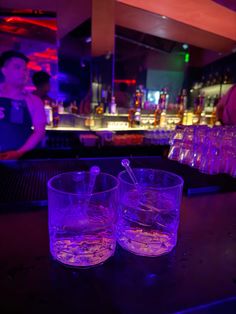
[
  {"xmin": 118, "ymin": 168, "xmax": 184, "ymax": 190},
  {"xmin": 48, "ymin": 171, "xmax": 119, "ymax": 196}
]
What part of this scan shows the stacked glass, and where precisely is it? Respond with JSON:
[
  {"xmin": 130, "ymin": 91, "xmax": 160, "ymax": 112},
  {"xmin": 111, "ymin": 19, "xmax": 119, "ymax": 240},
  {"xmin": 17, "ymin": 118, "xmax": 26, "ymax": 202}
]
[{"xmin": 168, "ymin": 125, "xmax": 236, "ymax": 177}]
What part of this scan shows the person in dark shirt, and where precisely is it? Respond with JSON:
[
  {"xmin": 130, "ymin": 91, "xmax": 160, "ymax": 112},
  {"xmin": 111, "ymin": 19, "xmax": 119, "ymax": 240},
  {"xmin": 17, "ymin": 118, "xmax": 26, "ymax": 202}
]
[
  {"xmin": 32, "ymin": 70, "xmax": 54, "ymax": 104},
  {"xmin": 0, "ymin": 50, "xmax": 46, "ymax": 160}
]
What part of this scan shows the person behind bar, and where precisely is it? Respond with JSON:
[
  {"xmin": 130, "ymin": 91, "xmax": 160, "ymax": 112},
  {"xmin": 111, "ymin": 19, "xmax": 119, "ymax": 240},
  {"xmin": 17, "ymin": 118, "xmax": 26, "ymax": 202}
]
[
  {"xmin": 0, "ymin": 50, "xmax": 46, "ymax": 160},
  {"xmin": 115, "ymin": 82, "xmax": 131, "ymax": 109},
  {"xmin": 32, "ymin": 70, "xmax": 54, "ymax": 105},
  {"xmin": 217, "ymin": 84, "xmax": 236, "ymax": 125}
]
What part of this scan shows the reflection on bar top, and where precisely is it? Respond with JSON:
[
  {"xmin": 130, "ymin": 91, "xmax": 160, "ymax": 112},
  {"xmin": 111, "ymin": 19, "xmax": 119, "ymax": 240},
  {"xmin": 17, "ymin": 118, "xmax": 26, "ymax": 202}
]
[{"xmin": 45, "ymin": 126, "xmax": 149, "ymax": 131}]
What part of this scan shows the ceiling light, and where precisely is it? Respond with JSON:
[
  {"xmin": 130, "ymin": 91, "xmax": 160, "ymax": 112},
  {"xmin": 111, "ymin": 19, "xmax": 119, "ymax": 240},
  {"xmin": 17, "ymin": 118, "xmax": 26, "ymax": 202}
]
[{"xmin": 85, "ymin": 37, "xmax": 91, "ymax": 43}]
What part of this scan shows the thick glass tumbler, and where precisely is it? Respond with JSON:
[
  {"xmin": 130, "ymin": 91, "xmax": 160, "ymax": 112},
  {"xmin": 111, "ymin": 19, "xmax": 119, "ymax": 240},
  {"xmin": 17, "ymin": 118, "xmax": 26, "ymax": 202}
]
[
  {"xmin": 48, "ymin": 171, "xmax": 119, "ymax": 267},
  {"xmin": 117, "ymin": 169, "xmax": 183, "ymax": 256}
]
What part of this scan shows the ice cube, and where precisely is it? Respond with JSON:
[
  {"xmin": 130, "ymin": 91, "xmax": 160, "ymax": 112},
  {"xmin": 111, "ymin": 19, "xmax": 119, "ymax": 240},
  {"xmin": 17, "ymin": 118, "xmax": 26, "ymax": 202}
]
[{"xmin": 123, "ymin": 204, "xmax": 158, "ymax": 226}]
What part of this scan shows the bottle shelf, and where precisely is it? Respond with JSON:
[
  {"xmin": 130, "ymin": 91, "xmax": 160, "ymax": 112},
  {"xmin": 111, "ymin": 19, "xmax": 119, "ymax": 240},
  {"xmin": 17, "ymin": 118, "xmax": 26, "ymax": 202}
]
[{"xmin": 201, "ymin": 84, "xmax": 232, "ymax": 96}]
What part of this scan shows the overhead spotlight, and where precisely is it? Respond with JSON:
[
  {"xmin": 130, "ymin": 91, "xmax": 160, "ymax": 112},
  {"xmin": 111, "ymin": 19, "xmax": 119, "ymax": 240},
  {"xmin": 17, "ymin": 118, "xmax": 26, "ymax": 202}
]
[
  {"xmin": 105, "ymin": 51, "xmax": 112, "ymax": 60},
  {"xmin": 80, "ymin": 60, "xmax": 86, "ymax": 68},
  {"xmin": 161, "ymin": 15, "xmax": 167, "ymax": 19},
  {"xmin": 182, "ymin": 44, "xmax": 189, "ymax": 50},
  {"xmin": 85, "ymin": 37, "xmax": 91, "ymax": 43}
]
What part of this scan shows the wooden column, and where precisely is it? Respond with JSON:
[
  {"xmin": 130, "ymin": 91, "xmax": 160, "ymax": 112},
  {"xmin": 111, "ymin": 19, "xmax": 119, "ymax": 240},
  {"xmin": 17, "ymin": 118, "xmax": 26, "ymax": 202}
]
[{"xmin": 91, "ymin": 0, "xmax": 115, "ymax": 57}]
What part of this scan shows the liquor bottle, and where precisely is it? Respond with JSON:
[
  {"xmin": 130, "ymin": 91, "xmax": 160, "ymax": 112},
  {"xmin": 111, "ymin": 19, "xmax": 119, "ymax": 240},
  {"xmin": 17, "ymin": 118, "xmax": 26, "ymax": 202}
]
[
  {"xmin": 182, "ymin": 111, "xmax": 188, "ymax": 125},
  {"xmin": 101, "ymin": 88, "xmax": 108, "ymax": 113},
  {"xmin": 154, "ymin": 105, "xmax": 161, "ymax": 127},
  {"xmin": 177, "ymin": 98, "xmax": 184, "ymax": 125},
  {"xmin": 198, "ymin": 92, "xmax": 205, "ymax": 111},
  {"xmin": 159, "ymin": 88, "xmax": 169, "ymax": 110},
  {"xmin": 96, "ymin": 102, "xmax": 104, "ymax": 115},
  {"xmin": 58, "ymin": 101, "xmax": 64, "ymax": 114},
  {"xmin": 177, "ymin": 89, "xmax": 186, "ymax": 116},
  {"xmin": 138, "ymin": 85, "xmax": 145, "ymax": 108},
  {"xmin": 210, "ymin": 106, "xmax": 217, "ymax": 126},
  {"xmin": 193, "ymin": 93, "xmax": 204, "ymax": 125},
  {"xmin": 44, "ymin": 100, "xmax": 52, "ymax": 126},
  {"xmin": 164, "ymin": 88, "xmax": 169, "ymax": 109},
  {"xmin": 158, "ymin": 88, "xmax": 165, "ymax": 110},
  {"xmin": 193, "ymin": 96, "xmax": 199, "ymax": 114},
  {"xmin": 109, "ymin": 96, "xmax": 117, "ymax": 114},
  {"xmin": 52, "ymin": 102, "xmax": 59, "ymax": 127},
  {"xmin": 176, "ymin": 91, "xmax": 181, "ymax": 107},
  {"xmin": 160, "ymin": 109, "xmax": 167, "ymax": 128},
  {"xmin": 200, "ymin": 111, "xmax": 207, "ymax": 125},
  {"xmin": 128, "ymin": 108, "xmax": 136, "ymax": 127},
  {"xmin": 134, "ymin": 89, "xmax": 142, "ymax": 108},
  {"xmin": 182, "ymin": 89, "xmax": 187, "ymax": 110},
  {"xmin": 134, "ymin": 108, "xmax": 141, "ymax": 126},
  {"xmin": 71, "ymin": 101, "xmax": 78, "ymax": 114}
]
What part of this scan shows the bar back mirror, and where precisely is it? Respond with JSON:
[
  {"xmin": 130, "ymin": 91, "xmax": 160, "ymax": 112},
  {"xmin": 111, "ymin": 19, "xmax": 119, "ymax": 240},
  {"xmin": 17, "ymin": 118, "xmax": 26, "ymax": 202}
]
[
  {"xmin": 114, "ymin": 25, "xmax": 235, "ymax": 113},
  {"xmin": 58, "ymin": 19, "xmax": 91, "ymax": 113},
  {"xmin": 91, "ymin": 51, "xmax": 114, "ymax": 114},
  {"xmin": 0, "ymin": 8, "xmax": 58, "ymax": 99},
  {"xmin": 59, "ymin": 17, "xmax": 114, "ymax": 114}
]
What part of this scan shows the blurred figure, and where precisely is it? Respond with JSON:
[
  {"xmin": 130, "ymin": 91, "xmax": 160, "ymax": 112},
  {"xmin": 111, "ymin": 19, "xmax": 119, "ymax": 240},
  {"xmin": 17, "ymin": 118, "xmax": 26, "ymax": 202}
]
[
  {"xmin": 32, "ymin": 70, "xmax": 54, "ymax": 104},
  {"xmin": 0, "ymin": 50, "xmax": 46, "ymax": 160},
  {"xmin": 217, "ymin": 84, "xmax": 236, "ymax": 125},
  {"xmin": 115, "ymin": 82, "xmax": 131, "ymax": 109}
]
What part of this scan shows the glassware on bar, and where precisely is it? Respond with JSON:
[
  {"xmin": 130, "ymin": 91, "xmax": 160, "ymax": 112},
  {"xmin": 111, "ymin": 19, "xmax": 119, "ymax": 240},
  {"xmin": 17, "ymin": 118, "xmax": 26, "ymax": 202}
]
[
  {"xmin": 168, "ymin": 125, "xmax": 236, "ymax": 177},
  {"xmin": 117, "ymin": 169, "xmax": 183, "ymax": 256},
  {"xmin": 48, "ymin": 171, "xmax": 119, "ymax": 267}
]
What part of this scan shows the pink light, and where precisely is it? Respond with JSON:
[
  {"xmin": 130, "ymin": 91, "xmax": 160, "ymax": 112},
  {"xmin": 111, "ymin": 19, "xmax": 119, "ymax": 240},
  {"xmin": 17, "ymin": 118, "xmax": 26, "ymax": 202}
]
[
  {"xmin": 115, "ymin": 79, "xmax": 136, "ymax": 85},
  {"xmin": 4, "ymin": 17, "xmax": 57, "ymax": 31}
]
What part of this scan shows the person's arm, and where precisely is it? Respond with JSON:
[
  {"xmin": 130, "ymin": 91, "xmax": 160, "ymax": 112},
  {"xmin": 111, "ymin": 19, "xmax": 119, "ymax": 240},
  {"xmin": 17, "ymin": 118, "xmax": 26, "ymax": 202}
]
[
  {"xmin": 216, "ymin": 94, "xmax": 226, "ymax": 123},
  {"xmin": 223, "ymin": 86, "xmax": 236, "ymax": 125},
  {"xmin": 0, "ymin": 95, "xmax": 46, "ymax": 160}
]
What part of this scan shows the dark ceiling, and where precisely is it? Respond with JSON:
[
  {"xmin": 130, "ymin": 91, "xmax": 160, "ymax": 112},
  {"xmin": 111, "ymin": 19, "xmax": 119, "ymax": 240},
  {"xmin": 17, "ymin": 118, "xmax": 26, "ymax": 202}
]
[
  {"xmin": 213, "ymin": 0, "xmax": 236, "ymax": 11},
  {"xmin": 116, "ymin": 26, "xmax": 179, "ymax": 54},
  {"xmin": 69, "ymin": 19, "xmax": 181, "ymax": 55}
]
